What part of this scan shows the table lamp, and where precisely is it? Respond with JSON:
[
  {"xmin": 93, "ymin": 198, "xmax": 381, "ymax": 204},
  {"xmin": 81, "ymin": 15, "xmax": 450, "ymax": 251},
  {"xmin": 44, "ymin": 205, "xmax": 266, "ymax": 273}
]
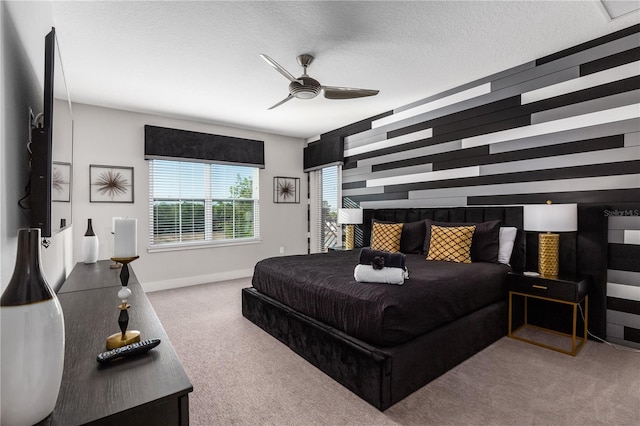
[
  {"xmin": 337, "ymin": 208, "xmax": 363, "ymax": 250},
  {"xmin": 523, "ymin": 201, "xmax": 577, "ymax": 277}
]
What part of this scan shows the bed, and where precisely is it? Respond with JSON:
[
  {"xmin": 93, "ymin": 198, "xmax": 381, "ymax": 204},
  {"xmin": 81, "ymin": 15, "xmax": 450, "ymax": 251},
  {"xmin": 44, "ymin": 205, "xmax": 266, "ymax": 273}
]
[{"xmin": 242, "ymin": 206, "xmax": 607, "ymax": 410}]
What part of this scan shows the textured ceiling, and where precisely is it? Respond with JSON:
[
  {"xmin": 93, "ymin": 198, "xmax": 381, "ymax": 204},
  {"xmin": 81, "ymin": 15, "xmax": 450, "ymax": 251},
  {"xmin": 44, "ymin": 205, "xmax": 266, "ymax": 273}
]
[{"xmin": 49, "ymin": 1, "xmax": 639, "ymax": 139}]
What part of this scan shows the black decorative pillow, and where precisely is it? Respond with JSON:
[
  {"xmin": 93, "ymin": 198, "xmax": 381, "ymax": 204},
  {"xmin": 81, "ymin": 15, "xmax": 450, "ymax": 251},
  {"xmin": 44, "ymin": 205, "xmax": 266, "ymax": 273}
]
[
  {"xmin": 423, "ymin": 219, "xmax": 501, "ymax": 263},
  {"xmin": 372, "ymin": 219, "xmax": 426, "ymax": 254}
]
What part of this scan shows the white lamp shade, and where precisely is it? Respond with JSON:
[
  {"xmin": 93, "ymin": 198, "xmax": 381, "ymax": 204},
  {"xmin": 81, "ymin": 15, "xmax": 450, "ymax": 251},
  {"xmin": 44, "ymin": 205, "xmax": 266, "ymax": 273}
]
[
  {"xmin": 523, "ymin": 203, "xmax": 577, "ymax": 232},
  {"xmin": 337, "ymin": 208, "xmax": 363, "ymax": 225}
]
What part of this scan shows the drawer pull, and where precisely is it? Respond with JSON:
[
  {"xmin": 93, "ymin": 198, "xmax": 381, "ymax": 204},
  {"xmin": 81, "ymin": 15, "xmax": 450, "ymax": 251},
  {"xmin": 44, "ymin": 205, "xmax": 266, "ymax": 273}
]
[{"xmin": 532, "ymin": 284, "xmax": 548, "ymax": 290}]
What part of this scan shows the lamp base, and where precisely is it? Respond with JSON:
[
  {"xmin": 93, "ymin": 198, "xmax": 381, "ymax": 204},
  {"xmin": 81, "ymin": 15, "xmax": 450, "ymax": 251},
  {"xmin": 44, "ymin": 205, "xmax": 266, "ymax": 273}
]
[
  {"xmin": 345, "ymin": 224, "xmax": 355, "ymax": 250},
  {"xmin": 106, "ymin": 330, "xmax": 141, "ymax": 350},
  {"xmin": 538, "ymin": 232, "xmax": 559, "ymax": 277}
]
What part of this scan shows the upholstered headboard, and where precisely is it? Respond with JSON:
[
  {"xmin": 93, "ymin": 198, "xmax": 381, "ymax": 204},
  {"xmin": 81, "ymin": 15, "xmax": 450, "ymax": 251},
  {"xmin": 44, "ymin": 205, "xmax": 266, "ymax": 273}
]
[{"xmin": 361, "ymin": 206, "xmax": 526, "ymax": 272}]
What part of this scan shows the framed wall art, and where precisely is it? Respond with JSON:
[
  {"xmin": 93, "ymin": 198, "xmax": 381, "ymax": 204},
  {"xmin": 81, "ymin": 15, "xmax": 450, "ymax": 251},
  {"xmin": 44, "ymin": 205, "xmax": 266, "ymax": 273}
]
[
  {"xmin": 273, "ymin": 176, "xmax": 300, "ymax": 204},
  {"xmin": 52, "ymin": 161, "xmax": 71, "ymax": 202},
  {"xmin": 90, "ymin": 165, "xmax": 134, "ymax": 203}
]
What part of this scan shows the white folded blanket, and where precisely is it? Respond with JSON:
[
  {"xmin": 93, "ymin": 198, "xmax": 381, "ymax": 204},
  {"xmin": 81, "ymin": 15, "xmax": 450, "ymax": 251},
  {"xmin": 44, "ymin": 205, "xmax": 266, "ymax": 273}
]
[{"xmin": 354, "ymin": 264, "xmax": 408, "ymax": 285}]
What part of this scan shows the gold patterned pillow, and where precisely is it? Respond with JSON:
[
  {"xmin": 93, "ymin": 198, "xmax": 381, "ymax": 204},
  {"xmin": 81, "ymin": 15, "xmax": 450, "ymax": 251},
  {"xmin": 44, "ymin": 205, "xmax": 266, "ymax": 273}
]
[
  {"xmin": 426, "ymin": 225, "xmax": 476, "ymax": 263},
  {"xmin": 371, "ymin": 222, "xmax": 404, "ymax": 253}
]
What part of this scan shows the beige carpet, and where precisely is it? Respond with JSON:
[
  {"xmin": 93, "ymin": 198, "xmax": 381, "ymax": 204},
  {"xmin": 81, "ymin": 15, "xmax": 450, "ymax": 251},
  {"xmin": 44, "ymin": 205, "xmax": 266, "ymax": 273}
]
[{"xmin": 148, "ymin": 278, "xmax": 640, "ymax": 426}]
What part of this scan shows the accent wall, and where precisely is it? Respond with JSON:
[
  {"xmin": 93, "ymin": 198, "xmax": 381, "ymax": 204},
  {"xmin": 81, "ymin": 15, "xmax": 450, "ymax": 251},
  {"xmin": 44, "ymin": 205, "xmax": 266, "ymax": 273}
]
[{"xmin": 310, "ymin": 24, "xmax": 640, "ymax": 348}]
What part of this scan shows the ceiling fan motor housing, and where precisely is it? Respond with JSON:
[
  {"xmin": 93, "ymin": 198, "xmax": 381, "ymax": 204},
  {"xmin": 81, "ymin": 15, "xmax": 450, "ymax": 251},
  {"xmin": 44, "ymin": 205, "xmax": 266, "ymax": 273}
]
[{"xmin": 289, "ymin": 76, "xmax": 321, "ymax": 99}]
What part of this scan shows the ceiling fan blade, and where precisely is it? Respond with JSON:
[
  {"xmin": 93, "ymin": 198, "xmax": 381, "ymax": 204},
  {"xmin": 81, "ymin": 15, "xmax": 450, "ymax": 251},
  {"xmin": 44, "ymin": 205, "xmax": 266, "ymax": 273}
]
[
  {"xmin": 268, "ymin": 94, "xmax": 294, "ymax": 110},
  {"xmin": 323, "ymin": 86, "xmax": 379, "ymax": 100},
  {"xmin": 260, "ymin": 54, "xmax": 299, "ymax": 83}
]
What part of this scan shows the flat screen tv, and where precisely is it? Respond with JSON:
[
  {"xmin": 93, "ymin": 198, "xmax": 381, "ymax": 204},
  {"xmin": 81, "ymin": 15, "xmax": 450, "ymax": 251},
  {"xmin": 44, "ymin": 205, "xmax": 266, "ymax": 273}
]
[{"xmin": 29, "ymin": 27, "xmax": 73, "ymax": 238}]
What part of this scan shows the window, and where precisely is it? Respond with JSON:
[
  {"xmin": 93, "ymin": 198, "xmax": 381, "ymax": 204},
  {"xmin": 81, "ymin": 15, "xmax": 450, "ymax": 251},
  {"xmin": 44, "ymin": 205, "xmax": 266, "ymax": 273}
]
[
  {"xmin": 316, "ymin": 165, "xmax": 340, "ymax": 252},
  {"xmin": 149, "ymin": 159, "xmax": 259, "ymax": 248}
]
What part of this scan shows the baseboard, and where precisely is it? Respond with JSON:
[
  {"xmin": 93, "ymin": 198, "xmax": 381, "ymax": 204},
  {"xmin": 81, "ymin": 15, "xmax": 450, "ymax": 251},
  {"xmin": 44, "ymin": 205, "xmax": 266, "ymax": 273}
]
[{"xmin": 142, "ymin": 268, "xmax": 254, "ymax": 292}]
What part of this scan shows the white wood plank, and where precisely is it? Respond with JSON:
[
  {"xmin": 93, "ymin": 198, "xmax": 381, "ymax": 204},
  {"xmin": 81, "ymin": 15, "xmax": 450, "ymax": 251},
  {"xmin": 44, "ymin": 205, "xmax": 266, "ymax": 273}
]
[
  {"xmin": 490, "ymin": 119, "xmax": 640, "ymax": 154},
  {"xmin": 372, "ymin": 83, "xmax": 491, "ymax": 129},
  {"xmin": 344, "ymin": 128, "xmax": 433, "ymax": 157},
  {"xmin": 357, "ymin": 140, "xmax": 462, "ymax": 168},
  {"xmin": 367, "ymin": 166, "xmax": 480, "ymax": 188},
  {"xmin": 608, "ymin": 282, "xmax": 640, "ymax": 301},
  {"xmin": 408, "ymin": 174, "xmax": 640, "ymax": 199},
  {"xmin": 624, "ymin": 230, "xmax": 640, "ymax": 244},
  {"xmin": 522, "ymin": 61, "xmax": 640, "ymax": 104},
  {"xmin": 480, "ymin": 146, "xmax": 640, "ymax": 176},
  {"xmin": 463, "ymin": 104, "xmax": 640, "ymax": 149},
  {"xmin": 359, "ymin": 197, "xmax": 468, "ymax": 209}
]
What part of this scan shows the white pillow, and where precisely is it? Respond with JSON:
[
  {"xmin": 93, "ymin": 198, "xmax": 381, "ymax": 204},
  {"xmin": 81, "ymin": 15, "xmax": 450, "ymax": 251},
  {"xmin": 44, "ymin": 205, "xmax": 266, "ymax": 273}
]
[{"xmin": 498, "ymin": 227, "xmax": 518, "ymax": 265}]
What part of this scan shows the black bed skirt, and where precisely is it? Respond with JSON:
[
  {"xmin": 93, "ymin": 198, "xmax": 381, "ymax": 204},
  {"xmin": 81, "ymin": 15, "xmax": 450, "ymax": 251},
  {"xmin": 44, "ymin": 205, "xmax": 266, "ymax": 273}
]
[{"xmin": 242, "ymin": 287, "xmax": 507, "ymax": 410}]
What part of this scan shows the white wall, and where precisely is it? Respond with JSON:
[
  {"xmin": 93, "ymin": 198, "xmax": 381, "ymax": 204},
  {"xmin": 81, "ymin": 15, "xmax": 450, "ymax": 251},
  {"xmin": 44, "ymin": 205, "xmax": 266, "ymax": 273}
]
[
  {"xmin": 71, "ymin": 103, "xmax": 307, "ymax": 291},
  {"xmin": 1, "ymin": 1, "xmax": 71, "ymax": 293}
]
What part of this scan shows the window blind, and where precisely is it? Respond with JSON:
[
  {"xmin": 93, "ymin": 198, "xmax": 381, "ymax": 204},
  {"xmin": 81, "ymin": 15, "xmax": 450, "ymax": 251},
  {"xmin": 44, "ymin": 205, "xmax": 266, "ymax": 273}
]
[
  {"xmin": 316, "ymin": 165, "xmax": 340, "ymax": 252},
  {"xmin": 149, "ymin": 159, "xmax": 259, "ymax": 248}
]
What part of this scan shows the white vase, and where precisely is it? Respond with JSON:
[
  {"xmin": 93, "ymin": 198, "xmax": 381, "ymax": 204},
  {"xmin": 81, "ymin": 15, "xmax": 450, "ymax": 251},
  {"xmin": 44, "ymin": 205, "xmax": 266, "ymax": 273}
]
[
  {"xmin": 83, "ymin": 218, "xmax": 99, "ymax": 264},
  {"xmin": 1, "ymin": 228, "xmax": 65, "ymax": 426}
]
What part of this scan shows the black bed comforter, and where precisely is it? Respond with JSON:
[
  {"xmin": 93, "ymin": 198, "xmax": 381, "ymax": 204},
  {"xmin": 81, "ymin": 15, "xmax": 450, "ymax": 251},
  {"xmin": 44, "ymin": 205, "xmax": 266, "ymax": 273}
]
[{"xmin": 251, "ymin": 250, "xmax": 510, "ymax": 347}]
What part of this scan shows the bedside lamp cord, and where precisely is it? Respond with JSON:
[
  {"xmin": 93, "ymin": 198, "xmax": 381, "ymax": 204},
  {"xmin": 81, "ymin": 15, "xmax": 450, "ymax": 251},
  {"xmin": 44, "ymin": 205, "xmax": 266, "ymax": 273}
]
[{"xmin": 578, "ymin": 304, "xmax": 640, "ymax": 354}]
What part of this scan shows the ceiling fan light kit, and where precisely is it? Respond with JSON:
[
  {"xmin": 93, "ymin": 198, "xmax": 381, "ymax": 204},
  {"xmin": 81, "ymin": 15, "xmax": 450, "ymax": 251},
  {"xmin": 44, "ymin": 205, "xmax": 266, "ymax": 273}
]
[{"xmin": 261, "ymin": 53, "xmax": 379, "ymax": 109}]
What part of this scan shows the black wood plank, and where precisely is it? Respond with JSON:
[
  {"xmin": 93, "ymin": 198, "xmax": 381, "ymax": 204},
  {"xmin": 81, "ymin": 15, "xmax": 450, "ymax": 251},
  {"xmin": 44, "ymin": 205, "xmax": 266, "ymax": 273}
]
[
  {"xmin": 624, "ymin": 326, "xmax": 640, "ymax": 344},
  {"xmin": 321, "ymin": 111, "xmax": 392, "ymax": 140},
  {"xmin": 371, "ymin": 146, "xmax": 488, "ymax": 173},
  {"xmin": 432, "ymin": 114, "xmax": 532, "ymax": 142},
  {"xmin": 383, "ymin": 160, "xmax": 640, "ymax": 194},
  {"xmin": 607, "ymin": 296, "xmax": 640, "ymax": 315},
  {"xmin": 527, "ymin": 75, "xmax": 640, "ymax": 112},
  {"xmin": 387, "ymin": 96, "xmax": 522, "ymax": 139},
  {"xmin": 342, "ymin": 181, "xmax": 367, "ymax": 190},
  {"xmin": 608, "ymin": 243, "xmax": 640, "ymax": 272},
  {"xmin": 342, "ymin": 160, "xmax": 358, "ymax": 170},
  {"xmin": 581, "ymin": 47, "xmax": 640, "ymax": 76},
  {"xmin": 432, "ymin": 135, "xmax": 624, "ymax": 171},
  {"xmin": 468, "ymin": 189, "xmax": 640, "ymax": 206},
  {"xmin": 343, "ymin": 192, "xmax": 409, "ymax": 203},
  {"xmin": 536, "ymin": 23, "xmax": 640, "ymax": 66}
]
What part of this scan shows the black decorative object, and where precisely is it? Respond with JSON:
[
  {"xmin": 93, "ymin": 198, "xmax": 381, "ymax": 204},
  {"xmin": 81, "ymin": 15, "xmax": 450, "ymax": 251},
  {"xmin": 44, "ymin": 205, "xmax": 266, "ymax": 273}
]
[
  {"xmin": 371, "ymin": 256, "xmax": 385, "ymax": 270},
  {"xmin": 0, "ymin": 228, "xmax": 65, "ymax": 425},
  {"xmin": 106, "ymin": 256, "xmax": 141, "ymax": 349},
  {"xmin": 274, "ymin": 176, "xmax": 300, "ymax": 203}
]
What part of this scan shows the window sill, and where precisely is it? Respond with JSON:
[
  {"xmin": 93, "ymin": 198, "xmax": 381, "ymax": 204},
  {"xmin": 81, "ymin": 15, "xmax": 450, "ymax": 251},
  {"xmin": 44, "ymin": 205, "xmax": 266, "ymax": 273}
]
[{"xmin": 147, "ymin": 238, "xmax": 261, "ymax": 253}]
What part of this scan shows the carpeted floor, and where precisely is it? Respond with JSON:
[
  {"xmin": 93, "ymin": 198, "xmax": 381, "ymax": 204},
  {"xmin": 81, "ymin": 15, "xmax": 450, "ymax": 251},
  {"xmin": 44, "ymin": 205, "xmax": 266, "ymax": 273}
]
[{"xmin": 148, "ymin": 278, "xmax": 640, "ymax": 426}]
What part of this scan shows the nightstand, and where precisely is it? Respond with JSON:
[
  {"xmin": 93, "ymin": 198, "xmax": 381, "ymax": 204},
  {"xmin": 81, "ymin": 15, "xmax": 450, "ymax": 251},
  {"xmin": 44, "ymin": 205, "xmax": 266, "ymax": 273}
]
[{"xmin": 507, "ymin": 272, "xmax": 589, "ymax": 356}]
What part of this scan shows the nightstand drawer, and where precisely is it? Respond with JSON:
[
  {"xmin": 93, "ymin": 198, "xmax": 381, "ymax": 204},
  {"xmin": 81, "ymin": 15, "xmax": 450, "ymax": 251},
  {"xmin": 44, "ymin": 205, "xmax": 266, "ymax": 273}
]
[{"xmin": 508, "ymin": 274, "xmax": 588, "ymax": 303}]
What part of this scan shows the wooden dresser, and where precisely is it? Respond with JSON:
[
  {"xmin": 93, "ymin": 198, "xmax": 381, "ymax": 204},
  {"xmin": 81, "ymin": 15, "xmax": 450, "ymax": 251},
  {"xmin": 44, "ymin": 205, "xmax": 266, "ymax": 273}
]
[{"xmin": 37, "ymin": 260, "xmax": 192, "ymax": 425}]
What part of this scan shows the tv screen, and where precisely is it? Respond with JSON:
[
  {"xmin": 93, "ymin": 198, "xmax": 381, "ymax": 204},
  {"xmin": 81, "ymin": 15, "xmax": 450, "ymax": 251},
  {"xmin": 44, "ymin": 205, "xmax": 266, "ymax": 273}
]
[{"xmin": 29, "ymin": 27, "xmax": 73, "ymax": 238}]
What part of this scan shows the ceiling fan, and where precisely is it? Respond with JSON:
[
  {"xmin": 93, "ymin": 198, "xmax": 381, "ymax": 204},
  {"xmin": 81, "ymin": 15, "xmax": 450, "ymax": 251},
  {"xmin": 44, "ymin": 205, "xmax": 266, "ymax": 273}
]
[{"xmin": 260, "ymin": 53, "xmax": 379, "ymax": 110}]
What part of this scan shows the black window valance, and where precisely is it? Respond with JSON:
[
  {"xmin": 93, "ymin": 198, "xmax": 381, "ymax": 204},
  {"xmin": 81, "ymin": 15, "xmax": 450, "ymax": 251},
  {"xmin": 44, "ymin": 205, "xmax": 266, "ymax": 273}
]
[
  {"xmin": 144, "ymin": 125, "xmax": 265, "ymax": 168},
  {"xmin": 303, "ymin": 136, "xmax": 344, "ymax": 172}
]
